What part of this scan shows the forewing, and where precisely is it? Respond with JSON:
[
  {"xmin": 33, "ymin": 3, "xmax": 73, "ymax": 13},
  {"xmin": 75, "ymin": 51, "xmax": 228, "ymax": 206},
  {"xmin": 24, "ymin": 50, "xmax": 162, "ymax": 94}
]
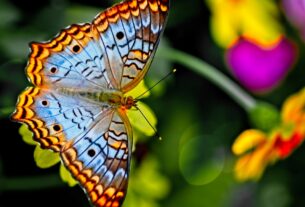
[
  {"xmin": 27, "ymin": 0, "xmax": 169, "ymax": 92},
  {"xmin": 61, "ymin": 109, "xmax": 132, "ymax": 207},
  {"xmin": 27, "ymin": 24, "xmax": 113, "ymax": 90},
  {"xmin": 93, "ymin": 0, "xmax": 170, "ymax": 92}
]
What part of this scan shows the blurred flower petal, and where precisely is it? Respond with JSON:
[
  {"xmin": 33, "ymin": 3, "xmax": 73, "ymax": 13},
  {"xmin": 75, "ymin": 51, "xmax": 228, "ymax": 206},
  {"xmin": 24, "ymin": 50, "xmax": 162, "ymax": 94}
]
[
  {"xmin": 232, "ymin": 129, "xmax": 266, "ymax": 155},
  {"xmin": 234, "ymin": 140, "xmax": 275, "ymax": 181},
  {"xmin": 206, "ymin": 0, "xmax": 282, "ymax": 48},
  {"xmin": 226, "ymin": 36, "xmax": 297, "ymax": 93},
  {"xmin": 274, "ymin": 132, "xmax": 303, "ymax": 158},
  {"xmin": 232, "ymin": 87, "xmax": 305, "ymax": 181},
  {"xmin": 282, "ymin": 88, "xmax": 305, "ymax": 124},
  {"xmin": 282, "ymin": 0, "xmax": 305, "ymax": 41}
]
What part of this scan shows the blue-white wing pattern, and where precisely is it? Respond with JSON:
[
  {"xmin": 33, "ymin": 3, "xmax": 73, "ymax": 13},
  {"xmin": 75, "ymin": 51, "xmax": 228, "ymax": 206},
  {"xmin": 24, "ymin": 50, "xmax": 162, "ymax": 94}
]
[
  {"xmin": 12, "ymin": 87, "xmax": 106, "ymax": 151},
  {"xmin": 27, "ymin": 24, "xmax": 113, "ymax": 91},
  {"xmin": 12, "ymin": 86, "xmax": 132, "ymax": 206},
  {"xmin": 93, "ymin": 0, "xmax": 169, "ymax": 92},
  {"xmin": 27, "ymin": 0, "xmax": 168, "ymax": 93},
  {"xmin": 61, "ymin": 109, "xmax": 132, "ymax": 207}
]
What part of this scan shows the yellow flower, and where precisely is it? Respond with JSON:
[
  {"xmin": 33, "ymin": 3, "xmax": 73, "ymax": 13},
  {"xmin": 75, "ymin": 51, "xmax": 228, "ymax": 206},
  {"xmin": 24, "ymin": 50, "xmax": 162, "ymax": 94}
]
[
  {"xmin": 206, "ymin": 0, "xmax": 283, "ymax": 48},
  {"xmin": 18, "ymin": 80, "xmax": 157, "ymax": 186},
  {"xmin": 232, "ymin": 88, "xmax": 305, "ymax": 181}
]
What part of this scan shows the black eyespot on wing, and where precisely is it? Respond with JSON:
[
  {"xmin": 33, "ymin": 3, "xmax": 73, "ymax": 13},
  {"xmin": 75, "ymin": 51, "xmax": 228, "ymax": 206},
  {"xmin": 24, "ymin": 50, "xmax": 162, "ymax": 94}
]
[
  {"xmin": 116, "ymin": 31, "xmax": 124, "ymax": 40},
  {"xmin": 72, "ymin": 45, "xmax": 81, "ymax": 53},
  {"xmin": 88, "ymin": 149, "xmax": 96, "ymax": 157},
  {"xmin": 53, "ymin": 124, "xmax": 61, "ymax": 132},
  {"xmin": 41, "ymin": 100, "xmax": 48, "ymax": 106},
  {"xmin": 50, "ymin": 67, "xmax": 57, "ymax": 73}
]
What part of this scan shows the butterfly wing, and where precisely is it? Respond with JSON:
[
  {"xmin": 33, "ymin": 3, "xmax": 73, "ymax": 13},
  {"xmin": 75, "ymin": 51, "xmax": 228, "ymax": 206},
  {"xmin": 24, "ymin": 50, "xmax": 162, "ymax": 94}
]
[
  {"xmin": 12, "ymin": 0, "xmax": 169, "ymax": 206},
  {"xmin": 61, "ymin": 108, "xmax": 132, "ymax": 207},
  {"xmin": 11, "ymin": 87, "xmax": 107, "ymax": 151},
  {"xmin": 93, "ymin": 0, "xmax": 170, "ymax": 92},
  {"xmin": 27, "ymin": 0, "xmax": 169, "ymax": 92},
  {"xmin": 27, "ymin": 23, "xmax": 114, "ymax": 91},
  {"xmin": 12, "ymin": 87, "xmax": 132, "ymax": 206}
]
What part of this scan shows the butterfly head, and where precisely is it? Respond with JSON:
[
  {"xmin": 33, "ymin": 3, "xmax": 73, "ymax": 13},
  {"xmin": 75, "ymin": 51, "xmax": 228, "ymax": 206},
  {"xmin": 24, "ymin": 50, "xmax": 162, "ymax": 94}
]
[{"xmin": 121, "ymin": 95, "xmax": 137, "ymax": 110}]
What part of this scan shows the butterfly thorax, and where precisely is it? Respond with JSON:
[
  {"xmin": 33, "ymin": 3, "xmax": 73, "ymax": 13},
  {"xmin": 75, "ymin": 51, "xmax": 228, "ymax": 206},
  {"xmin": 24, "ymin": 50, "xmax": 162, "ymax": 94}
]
[
  {"xmin": 100, "ymin": 90, "xmax": 136, "ymax": 110},
  {"xmin": 58, "ymin": 88, "xmax": 136, "ymax": 109}
]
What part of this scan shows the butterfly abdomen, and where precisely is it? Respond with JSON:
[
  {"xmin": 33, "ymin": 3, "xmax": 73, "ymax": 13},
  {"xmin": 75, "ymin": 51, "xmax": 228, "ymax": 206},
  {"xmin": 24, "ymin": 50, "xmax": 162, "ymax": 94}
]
[{"xmin": 57, "ymin": 88, "xmax": 135, "ymax": 109}]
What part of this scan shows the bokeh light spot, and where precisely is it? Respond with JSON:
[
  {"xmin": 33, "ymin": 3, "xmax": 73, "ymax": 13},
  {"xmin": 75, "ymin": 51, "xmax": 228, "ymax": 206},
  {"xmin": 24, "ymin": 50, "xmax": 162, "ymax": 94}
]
[{"xmin": 179, "ymin": 134, "xmax": 226, "ymax": 186}]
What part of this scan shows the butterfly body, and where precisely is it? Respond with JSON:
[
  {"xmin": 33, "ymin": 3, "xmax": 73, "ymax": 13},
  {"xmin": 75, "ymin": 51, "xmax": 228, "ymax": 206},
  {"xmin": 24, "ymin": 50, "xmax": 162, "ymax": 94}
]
[
  {"xmin": 57, "ymin": 87, "xmax": 136, "ymax": 109},
  {"xmin": 12, "ymin": 0, "xmax": 169, "ymax": 206}
]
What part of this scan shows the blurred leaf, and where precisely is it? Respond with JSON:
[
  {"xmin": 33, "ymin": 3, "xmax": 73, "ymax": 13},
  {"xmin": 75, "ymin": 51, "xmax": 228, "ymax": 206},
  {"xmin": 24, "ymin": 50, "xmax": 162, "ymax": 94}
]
[
  {"xmin": 166, "ymin": 0, "xmax": 202, "ymax": 28},
  {"xmin": 128, "ymin": 101, "xmax": 157, "ymax": 137},
  {"xmin": 124, "ymin": 156, "xmax": 170, "ymax": 207},
  {"xmin": 0, "ymin": 156, "xmax": 3, "ymax": 176},
  {"xmin": 134, "ymin": 156, "xmax": 170, "ymax": 199},
  {"xmin": 257, "ymin": 182, "xmax": 292, "ymax": 207},
  {"xmin": 19, "ymin": 124, "xmax": 36, "ymax": 145},
  {"xmin": 148, "ymin": 38, "xmax": 173, "ymax": 97},
  {"xmin": 30, "ymin": 1, "xmax": 67, "ymax": 34},
  {"xmin": 0, "ymin": 0, "xmax": 20, "ymax": 28},
  {"xmin": 0, "ymin": 31, "xmax": 44, "ymax": 59},
  {"xmin": 156, "ymin": 96, "xmax": 200, "ymax": 174},
  {"xmin": 0, "ymin": 106, "xmax": 14, "ymax": 118},
  {"xmin": 0, "ymin": 60, "xmax": 26, "ymax": 85},
  {"xmin": 65, "ymin": 5, "xmax": 102, "ymax": 25},
  {"xmin": 165, "ymin": 172, "xmax": 235, "ymax": 207},
  {"xmin": 126, "ymin": 80, "xmax": 150, "ymax": 99},
  {"xmin": 33, "ymin": 145, "xmax": 60, "ymax": 169},
  {"xmin": 179, "ymin": 132, "xmax": 225, "ymax": 186},
  {"xmin": 60, "ymin": 164, "xmax": 78, "ymax": 187}
]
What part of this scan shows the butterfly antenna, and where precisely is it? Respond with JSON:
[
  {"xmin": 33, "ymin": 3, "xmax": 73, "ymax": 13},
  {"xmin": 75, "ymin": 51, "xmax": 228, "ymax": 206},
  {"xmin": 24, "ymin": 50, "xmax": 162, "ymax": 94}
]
[
  {"xmin": 134, "ymin": 105, "xmax": 162, "ymax": 141},
  {"xmin": 136, "ymin": 68, "xmax": 177, "ymax": 100}
]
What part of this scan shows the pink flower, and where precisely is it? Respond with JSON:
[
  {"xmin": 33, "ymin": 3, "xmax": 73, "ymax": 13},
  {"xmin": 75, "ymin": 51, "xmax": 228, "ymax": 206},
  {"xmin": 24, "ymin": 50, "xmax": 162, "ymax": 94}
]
[
  {"xmin": 282, "ymin": 0, "xmax": 305, "ymax": 42},
  {"xmin": 226, "ymin": 36, "xmax": 297, "ymax": 93}
]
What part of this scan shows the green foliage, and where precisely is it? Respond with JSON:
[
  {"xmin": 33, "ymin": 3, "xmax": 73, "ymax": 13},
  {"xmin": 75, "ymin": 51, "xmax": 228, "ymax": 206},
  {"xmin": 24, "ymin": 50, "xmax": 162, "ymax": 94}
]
[
  {"xmin": 60, "ymin": 164, "xmax": 78, "ymax": 187},
  {"xmin": 33, "ymin": 146, "xmax": 60, "ymax": 169},
  {"xmin": 249, "ymin": 102, "xmax": 281, "ymax": 132},
  {"xmin": 19, "ymin": 124, "xmax": 36, "ymax": 145},
  {"xmin": 124, "ymin": 156, "xmax": 170, "ymax": 207},
  {"xmin": 0, "ymin": 0, "xmax": 20, "ymax": 28}
]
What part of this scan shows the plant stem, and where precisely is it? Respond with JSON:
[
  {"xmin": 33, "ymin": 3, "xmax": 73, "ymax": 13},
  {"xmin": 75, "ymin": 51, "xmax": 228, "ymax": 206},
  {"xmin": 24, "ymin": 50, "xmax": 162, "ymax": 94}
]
[{"xmin": 158, "ymin": 46, "xmax": 257, "ymax": 111}]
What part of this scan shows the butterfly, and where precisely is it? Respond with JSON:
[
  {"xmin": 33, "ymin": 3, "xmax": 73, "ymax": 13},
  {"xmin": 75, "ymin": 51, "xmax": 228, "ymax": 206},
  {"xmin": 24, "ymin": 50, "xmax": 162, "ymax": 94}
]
[{"xmin": 11, "ymin": 0, "xmax": 169, "ymax": 206}]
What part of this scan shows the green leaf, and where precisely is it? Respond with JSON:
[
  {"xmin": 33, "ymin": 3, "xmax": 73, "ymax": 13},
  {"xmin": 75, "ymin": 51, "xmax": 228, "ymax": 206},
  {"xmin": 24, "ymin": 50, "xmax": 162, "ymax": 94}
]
[
  {"xmin": 124, "ymin": 156, "xmax": 170, "ymax": 207},
  {"xmin": 126, "ymin": 80, "xmax": 150, "ymax": 99},
  {"xmin": 0, "ymin": 32, "xmax": 44, "ymax": 59},
  {"xmin": 59, "ymin": 164, "xmax": 78, "ymax": 187},
  {"xmin": 128, "ymin": 101, "xmax": 157, "ymax": 136},
  {"xmin": 0, "ymin": 106, "xmax": 14, "ymax": 118},
  {"xmin": 0, "ymin": 0, "xmax": 20, "ymax": 28},
  {"xmin": 33, "ymin": 145, "xmax": 60, "ymax": 169},
  {"xmin": 134, "ymin": 156, "xmax": 170, "ymax": 199},
  {"xmin": 65, "ymin": 5, "xmax": 101, "ymax": 25},
  {"xmin": 19, "ymin": 124, "xmax": 36, "ymax": 145}
]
